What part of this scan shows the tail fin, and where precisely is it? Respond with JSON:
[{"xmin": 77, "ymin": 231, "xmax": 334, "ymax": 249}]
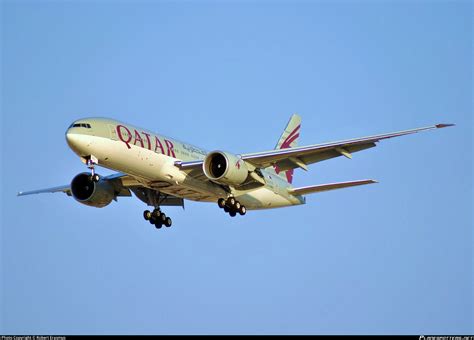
[
  {"xmin": 275, "ymin": 113, "xmax": 301, "ymax": 150},
  {"xmin": 270, "ymin": 113, "xmax": 301, "ymax": 184}
]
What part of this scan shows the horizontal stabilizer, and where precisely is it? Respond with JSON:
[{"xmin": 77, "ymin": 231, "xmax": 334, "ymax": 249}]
[{"xmin": 289, "ymin": 179, "xmax": 377, "ymax": 196}]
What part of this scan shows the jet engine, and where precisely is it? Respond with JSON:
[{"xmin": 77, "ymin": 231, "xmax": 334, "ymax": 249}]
[
  {"xmin": 203, "ymin": 151, "xmax": 249, "ymax": 186},
  {"xmin": 70, "ymin": 172, "xmax": 115, "ymax": 208}
]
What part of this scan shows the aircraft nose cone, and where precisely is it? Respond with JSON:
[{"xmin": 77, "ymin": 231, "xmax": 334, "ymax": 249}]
[
  {"xmin": 66, "ymin": 130, "xmax": 91, "ymax": 154},
  {"xmin": 66, "ymin": 131, "xmax": 78, "ymax": 147}
]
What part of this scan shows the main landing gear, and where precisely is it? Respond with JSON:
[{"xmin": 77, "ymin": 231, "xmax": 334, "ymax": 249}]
[
  {"xmin": 218, "ymin": 197, "xmax": 246, "ymax": 217},
  {"xmin": 143, "ymin": 207, "xmax": 172, "ymax": 229}
]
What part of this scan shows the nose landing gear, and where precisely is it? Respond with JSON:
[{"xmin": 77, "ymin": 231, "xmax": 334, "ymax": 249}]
[
  {"xmin": 217, "ymin": 197, "xmax": 246, "ymax": 217},
  {"xmin": 86, "ymin": 156, "xmax": 100, "ymax": 182},
  {"xmin": 144, "ymin": 207, "xmax": 173, "ymax": 230}
]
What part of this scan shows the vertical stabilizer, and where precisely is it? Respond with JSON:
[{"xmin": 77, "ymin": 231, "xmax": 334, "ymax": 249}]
[{"xmin": 270, "ymin": 113, "xmax": 301, "ymax": 184}]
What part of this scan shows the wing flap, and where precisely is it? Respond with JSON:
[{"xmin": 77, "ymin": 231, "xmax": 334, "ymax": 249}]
[{"xmin": 289, "ymin": 179, "xmax": 377, "ymax": 196}]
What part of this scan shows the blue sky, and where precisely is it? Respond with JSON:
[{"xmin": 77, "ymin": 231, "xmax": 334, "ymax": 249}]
[{"xmin": 1, "ymin": 0, "xmax": 472, "ymax": 334}]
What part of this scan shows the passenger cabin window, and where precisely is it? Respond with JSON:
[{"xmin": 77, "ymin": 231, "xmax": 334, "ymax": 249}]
[{"xmin": 69, "ymin": 123, "xmax": 91, "ymax": 128}]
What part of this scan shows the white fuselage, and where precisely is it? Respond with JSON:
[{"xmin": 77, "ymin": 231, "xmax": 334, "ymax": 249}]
[{"xmin": 65, "ymin": 118, "xmax": 304, "ymax": 210}]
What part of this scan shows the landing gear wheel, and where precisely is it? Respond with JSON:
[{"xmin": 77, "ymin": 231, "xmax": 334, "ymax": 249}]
[
  {"xmin": 234, "ymin": 201, "xmax": 241, "ymax": 210},
  {"xmin": 152, "ymin": 209, "xmax": 161, "ymax": 220},
  {"xmin": 143, "ymin": 210, "xmax": 152, "ymax": 221},
  {"xmin": 229, "ymin": 211, "xmax": 237, "ymax": 217},
  {"xmin": 217, "ymin": 198, "xmax": 226, "ymax": 209},
  {"xmin": 227, "ymin": 197, "xmax": 236, "ymax": 207},
  {"xmin": 91, "ymin": 174, "xmax": 100, "ymax": 182},
  {"xmin": 239, "ymin": 205, "xmax": 247, "ymax": 216},
  {"xmin": 149, "ymin": 217, "xmax": 156, "ymax": 225},
  {"xmin": 164, "ymin": 217, "xmax": 172, "ymax": 228},
  {"xmin": 159, "ymin": 213, "xmax": 167, "ymax": 223},
  {"xmin": 224, "ymin": 206, "xmax": 230, "ymax": 213},
  {"xmin": 154, "ymin": 221, "xmax": 163, "ymax": 229}
]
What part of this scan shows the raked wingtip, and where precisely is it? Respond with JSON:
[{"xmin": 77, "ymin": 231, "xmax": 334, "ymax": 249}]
[{"xmin": 435, "ymin": 123, "xmax": 455, "ymax": 128}]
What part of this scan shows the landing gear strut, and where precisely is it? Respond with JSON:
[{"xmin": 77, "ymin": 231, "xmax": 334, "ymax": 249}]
[
  {"xmin": 143, "ymin": 207, "xmax": 172, "ymax": 230},
  {"xmin": 86, "ymin": 156, "xmax": 100, "ymax": 182},
  {"xmin": 217, "ymin": 197, "xmax": 246, "ymax": 217}
]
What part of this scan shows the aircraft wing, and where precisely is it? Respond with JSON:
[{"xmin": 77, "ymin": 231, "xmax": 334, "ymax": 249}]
[
  {"xmin": 241, "ymin": 124, "xmax": 454, "ymax": 171},
  {"xmin": 177, "ymin": 123, "xmax": 453, "ymax": 173},
  {"xmin": 17, "ymin": 185, "xmax": 72, "ymax": 196},
  {"xmin": 17, "ymin": 173, "xmax": 184, "ymax": 207},
  {"xmin": 17, "ymin": 173, "xmax": 133, "ymax": 197}
]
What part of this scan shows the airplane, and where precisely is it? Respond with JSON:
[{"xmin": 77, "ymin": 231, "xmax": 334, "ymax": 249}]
[{"xmin": 18, "ymin": 114, "xmax": 454, "ymax": 229}]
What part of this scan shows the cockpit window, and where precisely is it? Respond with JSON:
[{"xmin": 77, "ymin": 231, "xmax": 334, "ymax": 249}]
[{"xmin": 69, "ymin": 123, "xmax": 91, "ymax": 128}]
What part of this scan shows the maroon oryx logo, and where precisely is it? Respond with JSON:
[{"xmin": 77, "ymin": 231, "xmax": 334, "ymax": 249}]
[{"xmin": 273, "ymin": 124, "xmax": 300, "ymax": 183}]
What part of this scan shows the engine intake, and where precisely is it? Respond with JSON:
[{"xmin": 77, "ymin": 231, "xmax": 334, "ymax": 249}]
[
  {"xmin": 203, "ymin": 151, "xmax": 248, "ymax": 186},
  {"xmin": 70, "ymin": 172, "xmax": 115, "ymax": 208}
]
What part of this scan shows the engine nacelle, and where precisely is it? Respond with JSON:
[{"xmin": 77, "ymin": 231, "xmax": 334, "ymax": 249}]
[
  {"xmin": 203, "ymin": 151, "xmax": 249, "ymax": 186},
  {"xmin": 70, "ymin": 172, "xmax": 115, "ymax": 208}
]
